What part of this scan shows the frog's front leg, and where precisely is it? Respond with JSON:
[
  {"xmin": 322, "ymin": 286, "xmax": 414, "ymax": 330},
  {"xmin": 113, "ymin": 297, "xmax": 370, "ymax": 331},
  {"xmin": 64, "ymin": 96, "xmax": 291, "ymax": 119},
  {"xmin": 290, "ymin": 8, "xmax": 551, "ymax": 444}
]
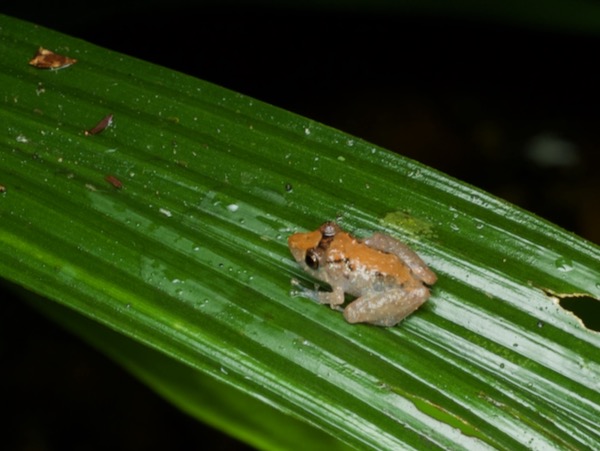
[
  {"xmin": 343, "ymin": 286, "xmax": 430, "ymax": 327},
  {"xmin": 291, "ymin": 280, "xmax": 345, "ymax": 310}
]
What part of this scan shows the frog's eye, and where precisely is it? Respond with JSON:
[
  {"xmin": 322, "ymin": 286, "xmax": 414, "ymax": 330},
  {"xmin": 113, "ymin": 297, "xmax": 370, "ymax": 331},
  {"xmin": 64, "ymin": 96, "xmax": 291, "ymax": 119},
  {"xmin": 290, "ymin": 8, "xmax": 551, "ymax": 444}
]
[{"xmin": 305, "ymin": 249, "xmax": 321, "ymax": 269}]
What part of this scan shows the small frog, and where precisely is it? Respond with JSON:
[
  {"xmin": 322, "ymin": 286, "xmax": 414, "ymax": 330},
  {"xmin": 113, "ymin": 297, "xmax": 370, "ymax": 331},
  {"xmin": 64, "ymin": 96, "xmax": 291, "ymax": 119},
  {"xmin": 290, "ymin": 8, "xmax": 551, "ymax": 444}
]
[{"xmin": 288, "ymin": 222, "xmax": 437, "ymax": 327}]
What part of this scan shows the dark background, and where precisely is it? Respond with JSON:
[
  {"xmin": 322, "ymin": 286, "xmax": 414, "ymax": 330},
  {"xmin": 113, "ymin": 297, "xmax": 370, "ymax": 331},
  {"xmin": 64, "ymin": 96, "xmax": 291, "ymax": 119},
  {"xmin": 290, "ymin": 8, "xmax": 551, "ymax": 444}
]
[{"xmin": 3, "ymin": 2, "xmax": 600, "ymax": 450}]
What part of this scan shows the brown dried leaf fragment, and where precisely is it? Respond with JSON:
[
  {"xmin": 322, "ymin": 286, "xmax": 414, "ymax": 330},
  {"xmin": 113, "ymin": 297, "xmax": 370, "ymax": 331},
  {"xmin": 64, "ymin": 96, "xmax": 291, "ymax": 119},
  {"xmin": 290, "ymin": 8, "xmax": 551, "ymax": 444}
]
[
  {"xmin": 29, "ymin": 47, "xmax": 77, "ymax": 69},
  {"xmin": 104, "ymin": 175, "xmax": 123, "ymax": 189},
  {"xmin": 85, "ymin": 114, "xmax": 114, "ymax": 136}
]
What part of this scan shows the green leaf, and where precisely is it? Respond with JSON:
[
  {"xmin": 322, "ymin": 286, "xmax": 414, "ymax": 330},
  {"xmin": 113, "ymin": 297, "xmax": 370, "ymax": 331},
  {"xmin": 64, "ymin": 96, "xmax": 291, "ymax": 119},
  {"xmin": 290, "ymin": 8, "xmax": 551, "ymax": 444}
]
[{"xmin": 2, "ymin": 14, "xmax": 599, "ymax": 450}]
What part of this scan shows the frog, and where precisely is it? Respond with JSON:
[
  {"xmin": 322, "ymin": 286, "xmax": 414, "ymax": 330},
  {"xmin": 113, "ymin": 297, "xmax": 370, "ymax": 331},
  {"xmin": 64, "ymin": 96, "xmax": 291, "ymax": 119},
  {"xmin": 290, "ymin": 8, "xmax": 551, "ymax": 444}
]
[{"xmin": 288, "ymin": 221, "xmax": 437, "ymax": 327}]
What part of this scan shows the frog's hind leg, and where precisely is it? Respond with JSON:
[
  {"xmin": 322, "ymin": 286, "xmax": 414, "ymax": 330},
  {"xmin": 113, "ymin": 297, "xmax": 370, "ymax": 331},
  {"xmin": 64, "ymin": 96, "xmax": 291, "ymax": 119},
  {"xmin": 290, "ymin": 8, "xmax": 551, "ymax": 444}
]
[
  {"xmin": 365, "ymin": 234, "xmax": 437, "ymax": 285},
  {"xmin": 343, "ymin": 287, "xmax": 430, "ymax": 327}
]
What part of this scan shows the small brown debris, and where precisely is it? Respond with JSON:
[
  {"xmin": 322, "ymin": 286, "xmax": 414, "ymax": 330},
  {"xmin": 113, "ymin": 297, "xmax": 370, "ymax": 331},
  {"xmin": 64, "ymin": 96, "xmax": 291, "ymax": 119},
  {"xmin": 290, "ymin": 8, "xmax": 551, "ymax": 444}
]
[
  {"xmin": 104, "ymin": 175, "xmax": 123, "ymax": 189},
  {"xmin": 85, "ymin": 113, "xmax": 114, "ymax": 136},
  {"xmin": 29, "ymin": 47, "xmax": 77, "ymax": 69},
  {"xmin": 0, "ymin": 184, "xmax": 6, "ymax": 193}
]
